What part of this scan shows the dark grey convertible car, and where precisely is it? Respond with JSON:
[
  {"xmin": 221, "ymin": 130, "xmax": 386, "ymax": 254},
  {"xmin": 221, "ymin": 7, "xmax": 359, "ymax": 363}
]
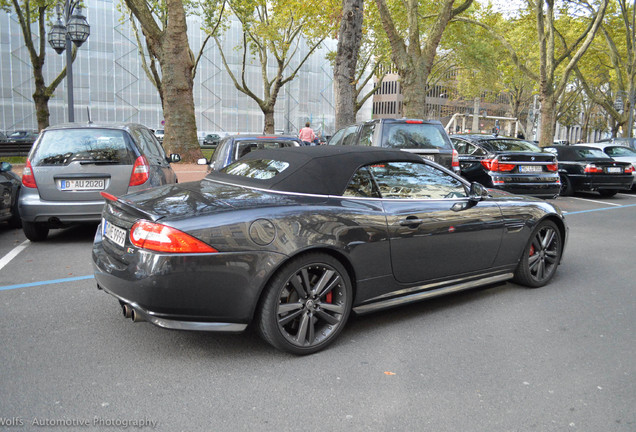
[{"xmin": 93, "ymin": 146, "xmax": 568, "ymax": 354}]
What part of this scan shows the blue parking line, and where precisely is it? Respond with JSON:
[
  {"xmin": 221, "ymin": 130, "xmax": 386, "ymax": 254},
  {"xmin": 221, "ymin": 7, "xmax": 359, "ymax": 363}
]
[
  {"xmin": 0, "ymin": 275, "xmax": 94, "ymax": 291},
  {"xmin": 566, "ymin": 203, "xmax": 636, "ymax": 215}
]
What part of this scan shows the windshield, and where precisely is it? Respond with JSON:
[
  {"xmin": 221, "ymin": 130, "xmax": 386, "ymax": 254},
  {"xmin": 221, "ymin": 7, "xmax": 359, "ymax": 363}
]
[
  {"xmin": 481, "ymin": 139, "xmax": 542, "ymax": 152},
  {"xmin": 383, "ymin": 123, "xmax": 452, "ymax": 150},
  {"xmin": 32, "ymin": 129, "xmax": 135, "ymax": 166},
  {"xmin": 575, "ymin": 147, "xmax": 611, "ymax": 159},
  {"xmin": 605, "ymin": 146, "xmax": 636, "ymax": 157}
]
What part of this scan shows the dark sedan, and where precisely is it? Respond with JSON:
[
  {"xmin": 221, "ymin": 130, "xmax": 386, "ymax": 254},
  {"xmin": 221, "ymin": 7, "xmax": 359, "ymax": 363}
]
[
  {"xmin": 0, "ymin": 161, "xmax": 21, "ymax": 228},
  {"xmin": 198, "ymin": 134, "xmax": 302, "ymax": 171},
  {"xmin": 202, "ymin": 133, "xmax": 221, "ymax": 148},
  {"xmin": 544, "ymin": 145, "xmax": 634, "ymax": 197},
  {"xmin": 451, "ymin": 134, "xmax": 560, "ymax": 198},
  {"xmin": 94, "ymin": 146, "xmax": 568, "ymax": 354}
]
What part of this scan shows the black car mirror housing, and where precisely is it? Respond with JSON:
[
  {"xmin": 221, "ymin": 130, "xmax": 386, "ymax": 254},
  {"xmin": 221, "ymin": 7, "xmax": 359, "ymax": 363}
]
[{"xmin": 469, "ymin": 182, "xmax": 487, "ymax": 202}]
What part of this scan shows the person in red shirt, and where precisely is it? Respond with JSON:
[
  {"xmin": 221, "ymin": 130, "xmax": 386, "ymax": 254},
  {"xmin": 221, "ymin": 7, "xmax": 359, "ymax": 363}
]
[{"xmin": 298, "ymin": 122, "xmax": 316, "ymax": 145}]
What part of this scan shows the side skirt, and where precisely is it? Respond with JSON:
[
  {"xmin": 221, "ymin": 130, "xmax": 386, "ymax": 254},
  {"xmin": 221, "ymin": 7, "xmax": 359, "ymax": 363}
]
[{"xmin": 352, "ymin": 272, "xmax": 514, "ymax": 315}]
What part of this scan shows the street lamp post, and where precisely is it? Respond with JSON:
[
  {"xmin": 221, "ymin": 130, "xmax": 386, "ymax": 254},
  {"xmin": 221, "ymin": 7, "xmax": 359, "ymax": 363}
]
[{"xmin": 47, "ymin": 1, "xmax": 90, "ymax": 122}]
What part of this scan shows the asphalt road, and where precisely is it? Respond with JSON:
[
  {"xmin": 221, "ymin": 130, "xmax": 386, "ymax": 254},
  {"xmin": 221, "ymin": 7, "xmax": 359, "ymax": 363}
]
[{"xmin": 0, "ymin": 192, "xmax": 635, "ymax": 432}]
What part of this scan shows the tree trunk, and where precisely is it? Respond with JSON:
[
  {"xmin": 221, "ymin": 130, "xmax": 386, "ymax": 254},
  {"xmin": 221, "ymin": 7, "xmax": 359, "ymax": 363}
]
[
  {"xmin": 538, "ymin": 92, "xmax": 557, "ymax": 147},
  {"xmin": 33, "ymin": 93, "xmax": 51, "ymax": 130},
  {"xmin": 401, "ymin": 59, "xmax": 429, "ymax": 118},
  {"xmin": 334, "ymin": 0, "xmax": 364, "ymax": 130},
  {"xmin": 32, "ymin": 64, "xmax": 50, "ymax": 130},
  {"xmin": 263, "ymin": 108, "xmax": 275, "ymax": 134},
  {"xmin": 159, "ymin": 29, "xmax": 200, "ymax": 161},
  {"xmin": 126, "ymin": 0, "xmax": 202, "ymax": 163}
]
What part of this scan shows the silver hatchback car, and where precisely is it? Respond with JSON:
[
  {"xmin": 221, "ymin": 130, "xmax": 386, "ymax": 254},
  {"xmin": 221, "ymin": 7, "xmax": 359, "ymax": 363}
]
[{"xmin": 19, "ymin": 123, "xmax": 180, "ymax": 241}]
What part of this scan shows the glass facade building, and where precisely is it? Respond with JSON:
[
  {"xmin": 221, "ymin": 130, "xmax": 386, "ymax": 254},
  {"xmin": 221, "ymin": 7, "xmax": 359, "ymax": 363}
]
[{"xmin": 0, "ymin": 1, "xmax": 352, "ymax": 137}]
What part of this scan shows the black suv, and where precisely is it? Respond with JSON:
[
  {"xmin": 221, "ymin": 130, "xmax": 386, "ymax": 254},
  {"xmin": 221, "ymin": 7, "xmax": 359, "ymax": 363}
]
[{"xmin": 328, "ymin": 119, "xmax": 459, "ymax": 173}]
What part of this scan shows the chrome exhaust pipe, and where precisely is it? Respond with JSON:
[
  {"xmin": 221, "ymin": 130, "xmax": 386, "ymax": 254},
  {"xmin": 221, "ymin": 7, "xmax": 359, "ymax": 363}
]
[
  {"xmin": 131, "ymin": 309, "xmax": 145, "ymax": 323},
  {"xmin": 122, "ymin": 304, "xmax": 133, "ymax": 319}
]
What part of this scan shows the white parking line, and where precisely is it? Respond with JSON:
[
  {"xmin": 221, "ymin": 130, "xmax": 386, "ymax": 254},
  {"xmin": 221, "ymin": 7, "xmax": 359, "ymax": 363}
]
[
  {"xmin": 0, "ymin": 240, "xmax": 30, "ymax": 271},
  {"xmin": 569, "ymin": 197, "xmax": 623, "ymax": 206}
]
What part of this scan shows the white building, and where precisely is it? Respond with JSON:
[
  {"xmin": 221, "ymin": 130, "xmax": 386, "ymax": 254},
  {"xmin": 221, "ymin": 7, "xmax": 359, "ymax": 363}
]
[{"xmin": 0, "ymin": 1, "xmax": 346, "ymax": 136}]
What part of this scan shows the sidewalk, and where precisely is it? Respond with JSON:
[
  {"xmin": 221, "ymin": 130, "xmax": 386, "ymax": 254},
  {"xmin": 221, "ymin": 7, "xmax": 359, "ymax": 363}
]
[{"xmin": 10, "ymin": 163, "xmax": 208, "ymax": 183}]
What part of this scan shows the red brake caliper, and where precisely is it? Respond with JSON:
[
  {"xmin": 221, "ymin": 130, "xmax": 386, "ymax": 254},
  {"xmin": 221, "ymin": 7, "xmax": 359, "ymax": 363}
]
[
  {"xmin": 326, "ymin": 292, "xmax": 333, "ymax": 303},
  {"xmin": 529, "ymin": 244, "xmax": 535, "ymax": 256}
]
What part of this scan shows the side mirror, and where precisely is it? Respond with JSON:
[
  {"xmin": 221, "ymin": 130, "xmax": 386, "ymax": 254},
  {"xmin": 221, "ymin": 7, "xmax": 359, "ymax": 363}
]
[
  {"xmin": 469, "ymin": 182, "xmax": 487, "ymax": 202},
  {"xmin": 168, "ymin": 154, "xmax": 181, "ymax": 163},
  {"xmin": 0, "ymin": 161, "xmax": 12, "ymax": 172},
  {"xmin": 197, "ymin": 158, "xmax": 209, "ymax": 165}
]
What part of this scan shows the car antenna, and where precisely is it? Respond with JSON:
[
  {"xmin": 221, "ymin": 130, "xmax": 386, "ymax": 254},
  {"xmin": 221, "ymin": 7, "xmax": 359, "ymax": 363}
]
[{"xmin": 87, "ymin": 107, "xmax": 93, "ymax": 124}]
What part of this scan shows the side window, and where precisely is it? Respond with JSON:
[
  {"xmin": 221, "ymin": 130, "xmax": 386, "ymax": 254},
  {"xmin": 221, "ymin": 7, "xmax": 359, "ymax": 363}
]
[
  {"xmin": 341, "ymin": 126, "xmax": 359, "ymax": 146},
  {"xmin": 328, "ymin": 128, "xmax": 346, "ymax": 146},
  {"xmin": 368, "ymin": 161, "xmax": 467, "ymax": 200},
  {"xmin": 210, "ymin": 139, "xmax": 232, "ymax": 171},
  {"xmin": 140, "ymin": 128, "xmax": 166, "ymax": 160},
  {"xmin": 343, "ymin": 167, "xmax": 381, "ymax": 198},
  {"xmin": 358, "ymin": 123, "xmax": 376, "ymax": 147},
  {"xmin": 452, "ymin": 139, "xmax": 468, "ymax": 154},
  {"xmin": 130, "ymin": 129, "xmax": 147, "ymax": 154}
]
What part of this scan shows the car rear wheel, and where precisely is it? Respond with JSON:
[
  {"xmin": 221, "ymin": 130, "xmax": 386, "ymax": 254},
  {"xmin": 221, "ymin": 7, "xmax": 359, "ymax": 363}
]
[
  {"xmin": 559, "ymin": 174, "xmax": 573, "ymax": 196},
  {"xmin": 257, "ymin": 253, "xmax": 352, "ymax": 355},
  {"xmin": 513, "ymin": 220, "xmax": 562, "ymax": 288},
  {"xmin": 22, "ymin": 220, "xmax": 49, "ymax": 241},
  {"xmin": 598, "ymin": 189, "xmax": 617, "ymax": 197}
]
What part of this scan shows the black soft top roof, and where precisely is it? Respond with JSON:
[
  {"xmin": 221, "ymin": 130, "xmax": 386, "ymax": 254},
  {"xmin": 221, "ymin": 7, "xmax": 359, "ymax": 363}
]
[{"xmin": 206, "ymin": 145, "xmax": 424, "ymax": 195}]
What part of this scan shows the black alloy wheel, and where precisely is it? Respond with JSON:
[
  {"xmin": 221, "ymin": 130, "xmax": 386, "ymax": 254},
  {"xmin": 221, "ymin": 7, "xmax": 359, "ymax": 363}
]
[
  {"xmin": 559, "ymin": 174, "xmax": 573, "ymax": 196},
  {"xmin": 513, "ymin": 220, "xmax": 562, "ymax": 288},
  {"xmin": 257, "ymin": 253, "xmax": 352, "ymax": 355}
]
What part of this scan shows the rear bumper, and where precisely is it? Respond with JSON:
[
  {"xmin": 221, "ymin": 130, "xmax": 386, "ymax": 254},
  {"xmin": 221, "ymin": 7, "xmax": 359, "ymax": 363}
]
[
  {"xmin": 92, "ymin": 227, "xmax": 288, "ymax": 325},
  {"xmin": 488, "ymin": 173, "xmax": 561, "ymax": 198},
  {"xmin": 18, "ymin": 188, "xmax": 105, "ymax": 224},
  {"xmin": 569, "ymin": 174, "xmax": 634, "ymax": 191}
]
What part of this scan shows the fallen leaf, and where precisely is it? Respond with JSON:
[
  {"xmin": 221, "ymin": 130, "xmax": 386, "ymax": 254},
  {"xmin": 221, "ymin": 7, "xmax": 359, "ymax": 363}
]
[{"xmin": 384, "ymin": 371, "xmax": 396, "ymax": 376}]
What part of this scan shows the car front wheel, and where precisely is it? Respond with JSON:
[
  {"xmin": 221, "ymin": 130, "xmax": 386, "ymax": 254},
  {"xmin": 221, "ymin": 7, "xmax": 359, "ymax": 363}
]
[
  {"xmin": 513, "ymin": 220, "xmax": 563, "ymax": 288},
  {"xmin": 257, "ymin": 253, "xmax": 352, "ymax": 355}
]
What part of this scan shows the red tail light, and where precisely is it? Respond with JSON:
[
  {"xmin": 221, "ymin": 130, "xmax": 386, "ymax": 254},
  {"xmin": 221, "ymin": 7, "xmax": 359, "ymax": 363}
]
[
  {"xmin": 405, "ymin": 120, "xmax": 423, "ymax": 124},
  {"xmin": 481, "ymin": 159, "xmax": 515, "ymax": 172},
  {"xmin": 452, "ymin": 149, "xmax": 459, "ymax": 168},
  {"xmin": 129, "ymin": 156, "xmax": 150, "ymax": 186},
  {"xmin": 130, "ymin": 220, "xmax": 218, "ymax": 253},
  {"xmin": 625, "ymin": 164, "xmax": 635, "ymax": 174},
  {"xmin": 546, "ymin": 163, "xmax": 558, "ymax": 172},
  {"xmin": 584, "ymin": 164, "xmax": 603, "ymax": 174},
  {"xmin": 21, "ymin": 160, "xmax": 37, "ymax": 188}
]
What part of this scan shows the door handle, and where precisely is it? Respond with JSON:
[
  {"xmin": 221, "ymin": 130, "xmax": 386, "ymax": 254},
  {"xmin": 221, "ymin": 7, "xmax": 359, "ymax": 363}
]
[{"xmin": 399, "ymin": 216, "xmax": 423, "ymax": 227}]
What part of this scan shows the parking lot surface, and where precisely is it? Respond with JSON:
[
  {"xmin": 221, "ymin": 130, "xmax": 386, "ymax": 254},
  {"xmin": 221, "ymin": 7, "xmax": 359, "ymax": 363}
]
[{"xmin": 0, "ymin": 192, "xmax": 634, "ymax": 431}]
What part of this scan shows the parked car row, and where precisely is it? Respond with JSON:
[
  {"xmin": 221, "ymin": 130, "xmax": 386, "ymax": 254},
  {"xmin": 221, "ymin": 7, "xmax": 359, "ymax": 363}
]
[{"xmin": 2, "ymin": 119, "xmax": 635, "ymax": 239}]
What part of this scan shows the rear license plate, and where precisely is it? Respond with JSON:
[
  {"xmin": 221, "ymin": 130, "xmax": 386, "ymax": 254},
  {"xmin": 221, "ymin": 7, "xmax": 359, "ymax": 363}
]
[
  {"xmin": 519, "ymin": 165, "xmax": 543, "ymax": 173},
  {"xmin": 103, "ymin": 219, "xmax": 126, "ymax": 247},
  {"xmin": 606, "ymin": 167, "xmax": 622, "ymax": 173},
  {"xmin": 60, "ymin": 179, "xmax": 105, "ymax": 191}
]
